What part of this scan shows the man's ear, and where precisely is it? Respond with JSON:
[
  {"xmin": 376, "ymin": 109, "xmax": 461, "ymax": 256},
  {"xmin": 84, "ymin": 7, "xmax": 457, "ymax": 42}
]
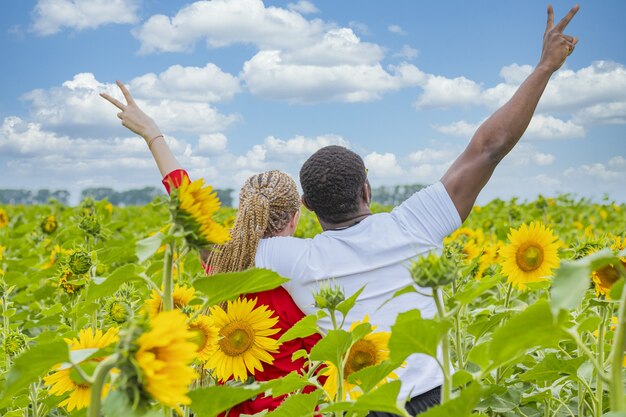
[
  {"xmin": 301, "ymin": 195, "xmax": 313, "ymax": 211},
  {"xmin": 362, "ymin": 181, "xmax": 372, "ymax": 205}
]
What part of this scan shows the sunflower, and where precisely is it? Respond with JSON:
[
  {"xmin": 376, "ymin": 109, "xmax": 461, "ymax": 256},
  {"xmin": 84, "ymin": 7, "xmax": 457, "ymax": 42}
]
[
  {"xmin": 173, "ymin": 178, "xmax": 230, "ymax": 248},
  {"xmin": 41, "ymin": 245, "xmax": 72, "ymax": 269},
  {"xmin": 501, "ymin": 222, "xmax": 560, "ymax": 290},
  {"xmin": 145, "ymin": 284, "xmax": 196, "ymax": 318},
  {"xmin": 43, "ymin": 328, "xmax": 119, "ymax": 412},
  {"xmin": 321, "ymin": 316, "xmax": 395, "ymax": 401},
  {"xmin": 475, "ymin": 243, "xmax": 499, "ymax": 280},
  {"xmin": 41, "ymin": 215, "xmax": 58, "ymax": 234},
  {"xmin": 135, "ymin": 310, "xmax": 197, "ymax": 410},
  {"xmin": 55, "ymin": 267, "xmax": 89, "ymax": 294},
  {"xmin": 0, "ymin": 208, "xmax": 8, "ymax": 228},
  {"xmin": 591, "ymin": 236, "xmax": 626, "ymax": 298},
  {"xmin": 207, "ymin": 297, "xmax": 280, "ymax": 382},
  {"xmin": 188, "ymin": 314, "xmax": 219, "ymax": 362}
]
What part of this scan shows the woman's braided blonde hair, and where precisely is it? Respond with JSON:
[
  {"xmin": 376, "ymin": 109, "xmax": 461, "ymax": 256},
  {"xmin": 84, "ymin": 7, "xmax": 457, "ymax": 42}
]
[{"xmin": 207, "ymin": 170, "xmax": 300, "ymax": 273}]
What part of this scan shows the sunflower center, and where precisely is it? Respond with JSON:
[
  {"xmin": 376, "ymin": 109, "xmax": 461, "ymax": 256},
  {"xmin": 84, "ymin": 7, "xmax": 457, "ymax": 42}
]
[
  {"xmin": 69, "ymin": 360, "xmax": 98, "ymax": 385},
  {"xmin": 596, "ymin": 265, "xmax": 621, "ymax": 287},
  {"xmin": 190, "ymin": 327, "xmax": 208, "ymax": 351},
  {"xmin": 219, "ymin": 321, "xmax": 254, "ymax": 356},
  {"xmin": 516, "ymin": 242, "xmax": 544, "ymax": 272},
  {"xmin": 344, "ymin": 340, "xmax": 377, "ymax": 376}
]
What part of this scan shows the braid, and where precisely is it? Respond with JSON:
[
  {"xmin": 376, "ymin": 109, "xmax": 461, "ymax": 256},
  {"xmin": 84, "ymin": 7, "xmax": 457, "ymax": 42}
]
[{"xmin": 207, "ymin": 170, "xmax": 300, "ymax": 273}]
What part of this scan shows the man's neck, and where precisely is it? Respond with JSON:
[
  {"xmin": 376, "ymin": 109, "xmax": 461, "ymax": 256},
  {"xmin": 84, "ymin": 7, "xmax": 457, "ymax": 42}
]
[{"xmin": 320, "ymin": 208, "xmax": 373, "ymax": 231}]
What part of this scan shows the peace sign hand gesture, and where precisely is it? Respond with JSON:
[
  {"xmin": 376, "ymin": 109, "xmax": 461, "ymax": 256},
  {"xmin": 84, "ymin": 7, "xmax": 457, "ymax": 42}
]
[
  {"xmin": 100, "ymin": 81, "xmax": 162, "ymax": 143},
  {"xmin": 539, "ymin": 4, "xmax": 579, "ymax": 73}
]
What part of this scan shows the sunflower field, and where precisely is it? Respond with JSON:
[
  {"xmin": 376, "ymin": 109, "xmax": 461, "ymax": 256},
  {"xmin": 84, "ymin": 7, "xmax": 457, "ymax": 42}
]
[{"xmin": 0, "ymin": 186, "xmax": 625, "ymax": 417}]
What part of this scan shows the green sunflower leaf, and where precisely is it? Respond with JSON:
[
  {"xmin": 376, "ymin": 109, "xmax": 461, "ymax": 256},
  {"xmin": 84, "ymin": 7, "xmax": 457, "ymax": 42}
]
[{"xmin": 193, "ymin": 268, "xmax": 289, "ymax": 307}]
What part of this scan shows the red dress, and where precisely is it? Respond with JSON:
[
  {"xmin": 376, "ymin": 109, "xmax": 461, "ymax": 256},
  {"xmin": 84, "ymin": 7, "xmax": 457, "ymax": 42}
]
[{"xmin": 162, "ymin": 169, "xmax": 320, "ymax": 415}]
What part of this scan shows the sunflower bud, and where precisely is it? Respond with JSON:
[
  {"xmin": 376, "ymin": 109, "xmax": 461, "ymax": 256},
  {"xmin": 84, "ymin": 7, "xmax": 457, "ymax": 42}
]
[
  {"xmin": 314, "ymin": 283, "xmax": 345, "ymax": 310},
  {"xmin": 41, "ymin": 215, "xmax": 58, "ymax": 234},
  {"xmin": 80, "ymin": 198, "xmax": 96, "ymax": 215},
  {"xmin": 3, "ymin": 331, "xmax": 27, "ymax": 356},
  {"xmin": 68, "ymin": 251, "xmax": 92, "ymax": 275},
  {"xmin": 104, "ymin": 298, "xmax": 132, "ymax": 324},
  {"xmin": 79, "ymin": 214, "xmax": 101, "ymax": 237},
  {"xmin": 571, "ymin": 238, "xmax": 605, "ymax": 260},
  {"xmin": 410, "ymin": 251, "xmax": 457, "ymax": 288}
]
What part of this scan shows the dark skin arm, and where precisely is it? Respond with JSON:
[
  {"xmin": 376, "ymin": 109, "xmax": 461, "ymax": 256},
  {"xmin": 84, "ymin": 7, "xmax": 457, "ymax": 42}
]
[{"xmin": 441, "ymin": 4, "xmax": 579, "ymax": 222}]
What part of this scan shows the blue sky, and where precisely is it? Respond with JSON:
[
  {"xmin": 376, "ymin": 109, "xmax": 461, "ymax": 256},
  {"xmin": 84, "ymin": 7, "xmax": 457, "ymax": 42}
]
[{"xmin": 1, "ymin": 0, "xmax": 625, "ymax": 204}]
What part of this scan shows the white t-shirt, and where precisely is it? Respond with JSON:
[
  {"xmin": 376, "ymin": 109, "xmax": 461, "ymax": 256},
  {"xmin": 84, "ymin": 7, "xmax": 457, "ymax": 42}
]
[{"xmin": 255, "ymin": 181, "xmax": 462, "ymax": 401}]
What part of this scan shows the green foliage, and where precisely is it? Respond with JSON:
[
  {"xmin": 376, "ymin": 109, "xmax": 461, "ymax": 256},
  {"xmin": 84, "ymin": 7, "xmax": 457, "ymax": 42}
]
[
  {"xmin": 0, "ymin": 194, "xmax": 625, "ymax": 417},
  {"xmin": 193, "ymin": 268, "xmax": 289, "ymax": 306}
]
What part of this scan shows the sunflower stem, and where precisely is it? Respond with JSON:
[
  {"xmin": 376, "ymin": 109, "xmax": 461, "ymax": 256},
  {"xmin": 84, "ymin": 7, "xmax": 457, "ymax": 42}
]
[
  {"xmin": 162, "ymin": 241, "xmax": 174, "ymax": 311},
  {"xmin": 609, "ymin": 265, "xmax": 626, "ymax": 411},
  {"xmin": 567, "ymin": 329, "xmax": 610, "ymax": 384},
  {"xmin": 433, "ymin": 287, "xmax": 451, "ymax": 403},
  {"xmin": 87, "ymin": 354, "xmax": 118, "ymax": 417},
  {"xmin": 71, "ymin": 361, "xmax": 95, "ymax": 385},
  {"xmin": 596, "ymin": 304, "xmax": 609, "ymax": 416},
  {"xmin": 503, "ymin": 282, "xmax": 513, "ymax": 310}
]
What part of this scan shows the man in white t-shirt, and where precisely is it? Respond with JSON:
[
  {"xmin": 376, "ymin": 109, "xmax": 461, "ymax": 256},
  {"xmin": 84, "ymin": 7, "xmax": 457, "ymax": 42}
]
[{"xmin": 256, "ymin": 5, "xmax": 580, "ymax": 416}]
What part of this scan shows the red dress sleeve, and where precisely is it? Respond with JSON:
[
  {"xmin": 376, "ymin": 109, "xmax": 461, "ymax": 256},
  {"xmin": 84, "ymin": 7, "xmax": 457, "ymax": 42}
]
[{"xmin": 162, "ymin": 169, "xmax": 189, "ymax": 195}]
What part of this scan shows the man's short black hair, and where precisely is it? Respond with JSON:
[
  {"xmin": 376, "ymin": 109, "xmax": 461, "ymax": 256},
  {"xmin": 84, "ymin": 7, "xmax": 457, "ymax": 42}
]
[{"xmin": 299, "ymin": 145, "xmax": 367, "ymax": 224}]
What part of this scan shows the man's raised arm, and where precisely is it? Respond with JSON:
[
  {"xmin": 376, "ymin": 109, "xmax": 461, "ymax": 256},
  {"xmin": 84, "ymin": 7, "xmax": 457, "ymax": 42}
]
[{"xmin": 441, "ymin": 4, "xmax": 579, "ymax": 222}]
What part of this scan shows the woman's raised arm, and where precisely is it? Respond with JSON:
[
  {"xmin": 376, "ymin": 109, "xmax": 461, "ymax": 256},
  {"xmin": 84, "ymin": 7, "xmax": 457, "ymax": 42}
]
[{"xmin": 100, "ymin": 80, "xmax": 183, "ymax": 178}]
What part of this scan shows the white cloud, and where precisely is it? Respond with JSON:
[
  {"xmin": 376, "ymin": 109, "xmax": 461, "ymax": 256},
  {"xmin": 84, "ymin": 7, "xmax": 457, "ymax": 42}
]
[
  {"xmin": 408, "ymin": 148, "xmax": 456, "ymax": 163},
  {"xmin": 573, "ymin": 102, "xmax": 626, "ymax": 125},
  {"xmin": 232, "ymin": 134, "xmax": 349, "ymax": 170},
  {"xmin": 263, "ymin": 134, "xmax": 349, "ymax": 156},
  {"xmin": 133, "ymin": 0, "xmax": 329, "ymax": 54},
  {"xmin": 364, "ymin": 152, "xmax": 404, "ymax": 178},
  {"xmin": 432, "ymin": 120, "xmax": 479, "ymax": 137},
  {"xmin": 393, "ymin": 44, "xmax": 419, "ymax": 60},
  {"xmin": 388, "ymin": 25, "xmax": 406, "ymax": 35},
  {"xmin": 129, "ymin": 64, "xmax": 240, "ymax": 102},
  {"xmin": 433, "ymin": 115, "xmax": 584, "ymax": 141},
  {"xmin": 241, "ymin": 52, "xmax": 424, "ymax": 103},
  {"xmin": 31, "ymin": 0, "xmax": 138, "ymax": 35},
  {"xmin": 564, "ymin": 162, "xmax": 623, "ymax": 181},
  {"xmin": 479, "ymin": 61, "xmax": 626, "ymax": 114},
  {"xmin": 609, "ymin": 156, "xmax": 626, "ymax": 169},
  {"xmin": 499, "ymin": 64, "xmax": 533, "ymax": 84},
  {"xmin": 533, "ymin": 152, "xmax": 555, "ymax": 166},
  {"xmin": 21, "ymin": 73, "xmax": 239, "ymax": 137},
  {"xmin": 0, "ymin": 116, "xmax": 186, "ymax": 157},
  {"xmin": 525, "ymin": 115, "xmax": 585, "ymax": 140},
  {"xmin": 417, "ymin": 61, "xmax": 626, "ymax": 141},
  {"xmin": 282, "ymin": 28, "xmax": 383, "ymax": 66},
  {"xmin": 539, "ymin": 61, "xmax": 626, "ymax": 113},
  {"xmin": 535, "ymin": 174, "xmax": 561, "ymax": 187},
  {"xmin": 348, "ymin": 21, "xmax": 370, "ymax": 36},
  {"xmin": 414, "ymin": 75, "xmax": 481, "ymax": 109},
  {"xmin": 287, "ymin": 0, "xmax": 319, "ymax": 14},
  {"xmin": 197, "ymin": 134, "xmax": 228, "ymax": 154}
]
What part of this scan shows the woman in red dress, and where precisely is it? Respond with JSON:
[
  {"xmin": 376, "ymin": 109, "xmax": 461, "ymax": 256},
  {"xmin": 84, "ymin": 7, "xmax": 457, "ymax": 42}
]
[{"xmin": 102, "ymin": 81, "xmax": 320, "ymax": 416}]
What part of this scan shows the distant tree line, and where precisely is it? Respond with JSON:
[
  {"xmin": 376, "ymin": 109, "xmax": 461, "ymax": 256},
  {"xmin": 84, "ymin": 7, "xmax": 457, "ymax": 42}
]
[
  {"xmin": 0, "ymin": 184, "xmax": 421, "ymax": 208},
  {"xmin": 0, "ymin": 189, "xmax": 71, "ymax": 205},
  {"xmin": 370, "ymin": 184, "xmax": 425, "ymax": 206},
  {"xmin": 0, "ymin": 187, "xmax": 235, "ymax": 207}
]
